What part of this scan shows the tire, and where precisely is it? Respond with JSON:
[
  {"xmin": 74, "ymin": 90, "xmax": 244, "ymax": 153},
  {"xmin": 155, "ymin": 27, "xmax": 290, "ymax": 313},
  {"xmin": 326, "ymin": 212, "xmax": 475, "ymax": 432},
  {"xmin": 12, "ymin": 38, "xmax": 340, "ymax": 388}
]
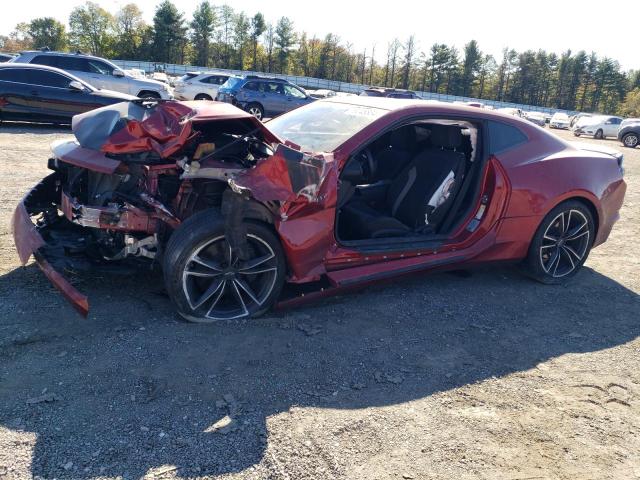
[
  {"xmin": 245, "ymin": 103, "xmax": 264, "ymax": 120},
  {"xmin": 163, "ymin": 209, "xmax": 286, "ymax": 323},
  {"xmin": 594, "ymin": 129, "xmax": 604, "ymax": 139},
  {"xmin": 138, "ymin": 90, "xmax": 161, "ymax": 99},
  {"xmin": 194, "ymin": 93, "xmax": 212, "ymax": 101},
  {"xmin": 622, "ymin": 132, "xmax": 639, "ymax": 148},
  {"xmin": 573, "ymin": 132, "xmax": 580, "ymax": 137},
  {"xmin": 523, "ymin": 200, "xmax": 594, "ymax": 285}
]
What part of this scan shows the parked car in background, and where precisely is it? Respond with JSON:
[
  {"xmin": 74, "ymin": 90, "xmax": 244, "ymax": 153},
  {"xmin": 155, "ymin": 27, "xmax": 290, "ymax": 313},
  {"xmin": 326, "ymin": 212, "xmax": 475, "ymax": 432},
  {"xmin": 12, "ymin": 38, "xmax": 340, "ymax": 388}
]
[
  {"xmin": 0, "ymin": 53, "xmax": 16, "ymax": 62},
  {"xmin": 360, "ymin": 87, "xmax": 421, "ymax": 99},
  {"xmin": 618, "ymin": 119, "xmax": 640, "ymax": 148},
  {"xmin": 525, "ymin": 111, "xmax": 546, "ymax": 127},
  {"xmin": 173, "ymin": 71, "xmax": 230, "ymax": 100},
  {"xmin": 307, "ymin": 89, "xmax": 336, "ymax": 99},
  {"xmin": 216, "ymin": 75, "xmax": 314, "ymax": 119},
  {"xmin": 11, "ymin": 50, "xmax": 172, "ymax": 99},
  {"xmin": 0, "ymin": 63, "xmax": 136, "ymax": 124},
  {"xmin": 570, "ymin": 112, "xmax": 592, "ymax": 128},
  {"xmin": 496, "ymin": 107, "xmax": 524, "ymax": 117},
  {"xmin": 549, "ymin": 112, "xmax": 570, "ymax": 129},
  {"xmin": 573, "ymin": 115, "xmax": 622, "ymax": 139}
]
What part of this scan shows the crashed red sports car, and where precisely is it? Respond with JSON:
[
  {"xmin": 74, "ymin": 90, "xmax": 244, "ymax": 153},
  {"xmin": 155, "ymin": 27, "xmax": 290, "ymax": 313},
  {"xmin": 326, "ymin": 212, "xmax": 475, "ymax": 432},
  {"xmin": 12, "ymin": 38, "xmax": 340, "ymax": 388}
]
[{"xmin": 13, "ymin": 98, "xmax": 626, "ymax": 322}]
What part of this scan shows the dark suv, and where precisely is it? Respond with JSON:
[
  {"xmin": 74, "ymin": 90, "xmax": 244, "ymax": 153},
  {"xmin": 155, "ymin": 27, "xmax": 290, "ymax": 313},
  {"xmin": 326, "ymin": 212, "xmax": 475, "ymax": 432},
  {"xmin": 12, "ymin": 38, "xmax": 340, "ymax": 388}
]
[
  {"xmin": 215, "ymin": 75, "xmax": 314, "ymax": 120},
  {"xmin": 359, "ymin": 87, "xmax": 421, "ymax": 99},
  {"xmin": 618, "ymin": 119, "xmax": 640, "ymax": 148}
]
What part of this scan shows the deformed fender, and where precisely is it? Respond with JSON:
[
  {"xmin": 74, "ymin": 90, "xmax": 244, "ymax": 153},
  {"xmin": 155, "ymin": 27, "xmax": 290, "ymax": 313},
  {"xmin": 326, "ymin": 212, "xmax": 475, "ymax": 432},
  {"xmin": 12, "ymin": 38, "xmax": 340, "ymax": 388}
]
[{"xmin": 227, "ymin": 145, "xmax": 338, "ymax": 282}]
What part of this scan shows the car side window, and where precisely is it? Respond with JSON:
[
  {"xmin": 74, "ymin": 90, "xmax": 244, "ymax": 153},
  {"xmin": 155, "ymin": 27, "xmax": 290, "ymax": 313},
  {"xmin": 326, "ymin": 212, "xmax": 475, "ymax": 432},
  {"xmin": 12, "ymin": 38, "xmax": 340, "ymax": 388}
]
[
  {"xmin": 612, "ymin": 118, "xmax": 622, "ymax": 125},
  {"xmin": 25, "ymin": 69, "xmax": 71, "ymax": 88},
  {"xmin": 86, "ymin": 60, "xmax": 113, "ymax": 75},
  {"xmin": 267, "ymin": 82, "xmax": 285, "ymax": 95},
  {"xmin": 242, "ymin": 81, "xmax": 261, "ymax": 91},
  {"xmin": 31, "ymin": 55, "xmax": 59, "ymax": 68},
  {"xmin": 55, "ymin": 57, "xmax": 87, "ymax": 72},
  {"xmin": 0, "ymin": 68, "xmax": 28, "ymax": 83},
  {"xmin": 488, "ymin": 121, "xmax": 527, "ymax": 153},
  {"xmin": 284, "ymin": 84, "xmax": 306, "ymax": 98}
]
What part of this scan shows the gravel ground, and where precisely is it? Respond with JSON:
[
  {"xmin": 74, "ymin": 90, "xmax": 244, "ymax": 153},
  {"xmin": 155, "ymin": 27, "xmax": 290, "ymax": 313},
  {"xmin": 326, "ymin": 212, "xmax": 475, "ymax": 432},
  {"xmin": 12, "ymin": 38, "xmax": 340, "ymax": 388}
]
[{"xmin": 0, "ymin": 123, "xmax": 638, "ymax": 480}]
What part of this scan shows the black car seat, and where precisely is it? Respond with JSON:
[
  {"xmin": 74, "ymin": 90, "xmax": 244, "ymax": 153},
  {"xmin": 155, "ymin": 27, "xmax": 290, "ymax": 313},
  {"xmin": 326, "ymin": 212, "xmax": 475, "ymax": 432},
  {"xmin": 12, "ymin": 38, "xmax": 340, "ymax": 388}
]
[
  {"xmin": 340, "ymin": 124, "xmax": 467, "ymax": 239},
  {"xmin": 372, "ymin": 125, "xmax": 417, "ymax": 180}
]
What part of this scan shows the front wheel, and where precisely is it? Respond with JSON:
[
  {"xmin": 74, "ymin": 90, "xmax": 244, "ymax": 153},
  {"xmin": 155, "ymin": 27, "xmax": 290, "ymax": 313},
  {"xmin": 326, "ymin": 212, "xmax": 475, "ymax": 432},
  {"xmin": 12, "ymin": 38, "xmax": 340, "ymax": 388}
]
[
  {"xmin": 194, "ymin": 93, "xmax": 213, "ymax": 101},
  {"xmin": 594, "ymin": 129, "xmax": 604, "ymax": 139},
  {"xmin": 622, "ymin": 132, "xmax": 639, "ymax": 148},
  {"xmin": 245, "ymin": 103, "xmax": 264, "ymax": 120},
  {"xmin": 523, "ymin": 201, "xmax": 594, "ymax": 284},
  {"xmin": 163, "ymin": 209, "xmax": 286, "ymax": 323}
]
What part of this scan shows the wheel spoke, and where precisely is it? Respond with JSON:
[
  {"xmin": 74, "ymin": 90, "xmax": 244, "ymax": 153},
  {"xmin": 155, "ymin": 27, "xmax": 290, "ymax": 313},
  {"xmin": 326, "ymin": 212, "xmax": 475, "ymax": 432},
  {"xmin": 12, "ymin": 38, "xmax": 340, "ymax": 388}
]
[
  {"xmin": 192, "ymin": 277, "xmax": 225, "ymax": 309},
  {"xmin": 563, "ymin": 244, "xmax": 583, "ymax": 261},
  {"xmin": 558, "ymin": 212, "xmax": 566, "ymax": 235},
  {"xmin": 205, "ymin": 281, "xmax": 227, "ymax": 317},
  {"xmin": 561, "ymin": 246, "xmax": 576, "ymax": 270},
  {"xmin": 230, "ymin": 281, "xmax": 248, "ymax": 316},
  {"xmin": 233, "ymin": 277, "xmax": 262, "ymax": 305},
  {"xmin": 565, "ymin": 222, "xmax": 588, "ymax": 241},
  {"xmin": 551, "ymin": 249, "xmax": 562, "ymax": 276},
  {"xmin": 238, "ymin": 253, "xmax": 275, "ymax": 271},
  {"xmin": 238, "ymin": 266, "xmax": 277, "ymax": 275},
  {"xmin": 544, "ymin": 247, "xmax": 560, "ymax": 274},
  {"xmin": 192, "ymin": 255, "xmax": 224, "ymax": 272},
  {"xmin": 543, "ymin": 233, "xmax": 559, "ymax": 242}
]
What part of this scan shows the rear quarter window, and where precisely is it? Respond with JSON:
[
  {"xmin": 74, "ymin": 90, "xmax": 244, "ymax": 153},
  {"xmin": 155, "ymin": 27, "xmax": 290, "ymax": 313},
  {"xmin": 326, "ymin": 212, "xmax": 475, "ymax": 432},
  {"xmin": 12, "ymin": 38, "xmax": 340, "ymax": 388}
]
[{"xmin": 488, "ymin": 121, "xmax": 527, "ymax": 153}]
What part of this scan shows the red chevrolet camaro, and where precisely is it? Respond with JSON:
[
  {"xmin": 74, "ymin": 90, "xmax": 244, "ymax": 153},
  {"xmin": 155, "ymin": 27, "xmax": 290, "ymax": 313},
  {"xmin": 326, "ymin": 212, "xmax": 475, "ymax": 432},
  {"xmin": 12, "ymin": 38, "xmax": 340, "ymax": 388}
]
[{"xmin": 13, "ymin": 97, "xmax": 626, "ymax": 322}]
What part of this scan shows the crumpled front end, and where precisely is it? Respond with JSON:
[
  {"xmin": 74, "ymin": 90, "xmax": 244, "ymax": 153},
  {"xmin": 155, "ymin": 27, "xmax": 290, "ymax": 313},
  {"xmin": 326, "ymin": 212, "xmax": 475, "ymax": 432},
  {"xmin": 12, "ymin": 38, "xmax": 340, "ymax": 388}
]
[{"xmin": 12, "ymin": 174, "xmax": 90, "ymax": 316}]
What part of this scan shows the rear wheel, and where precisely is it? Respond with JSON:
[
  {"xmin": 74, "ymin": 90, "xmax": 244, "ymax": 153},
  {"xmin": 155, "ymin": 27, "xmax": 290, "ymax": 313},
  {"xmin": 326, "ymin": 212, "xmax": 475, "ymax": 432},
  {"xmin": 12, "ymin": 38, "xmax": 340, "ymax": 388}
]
[
  {"xmin": 194, "ymin": 93, "xmax": 213, "ymax": 101},
  {"xmin": 163, "ymin": 209, "xmax": 286, "ymax": 323},
  {"xmin": 523, "ymin": 201, "xmax": 594, "ymax": 284},
  {"xmin": 138, "ymin": 90, "xmax": 161, "ymax": 100},
  {"xmin": 594, "ymin": 129, "xmax": 604, "ymax": 139},
  {"xmin": 622, "ymin": 132, "xmax": 639, "ymax": 148},
  {"xmin": 246, "ymin": 103, "xmax": 264, "ymax": 120}
]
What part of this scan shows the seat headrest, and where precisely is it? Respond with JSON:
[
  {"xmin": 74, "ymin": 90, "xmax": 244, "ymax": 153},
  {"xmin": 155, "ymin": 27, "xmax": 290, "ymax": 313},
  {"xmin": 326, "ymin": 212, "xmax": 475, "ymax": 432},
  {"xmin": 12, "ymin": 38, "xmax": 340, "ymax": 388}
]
[
  {"xmin": 429, "ymin": 124, "xmax": 462, "ymax": 149},
  {"xmin": 389, "ymin": 126, "xmax": 415, "ymax": 149}
]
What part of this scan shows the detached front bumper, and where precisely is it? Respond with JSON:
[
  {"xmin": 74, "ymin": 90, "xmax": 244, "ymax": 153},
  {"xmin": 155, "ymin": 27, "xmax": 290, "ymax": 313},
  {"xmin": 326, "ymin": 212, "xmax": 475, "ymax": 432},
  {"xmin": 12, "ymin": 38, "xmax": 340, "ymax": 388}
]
[{"xmin": 11, "ymin": 174, "xmax": 89, "ymax": 317}]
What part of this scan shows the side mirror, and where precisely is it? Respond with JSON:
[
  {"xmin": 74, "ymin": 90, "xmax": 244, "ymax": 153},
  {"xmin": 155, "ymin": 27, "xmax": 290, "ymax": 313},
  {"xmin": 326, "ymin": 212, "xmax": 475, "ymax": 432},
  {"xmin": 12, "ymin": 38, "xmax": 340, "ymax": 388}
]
[
  {"xmin": 68, "ymin": 80, "xmax": 85, "ymax": 92},
  {"xmin": 113, "ymin": 69, "xmax": 125, "ymax": 78}
]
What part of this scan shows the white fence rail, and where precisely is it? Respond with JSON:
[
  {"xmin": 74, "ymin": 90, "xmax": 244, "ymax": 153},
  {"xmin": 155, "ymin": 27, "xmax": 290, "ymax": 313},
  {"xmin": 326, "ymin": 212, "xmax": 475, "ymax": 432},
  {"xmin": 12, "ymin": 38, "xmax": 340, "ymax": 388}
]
[{"xmin": 113, "ymin": 59, "xmax": 577, "ymax": 116}]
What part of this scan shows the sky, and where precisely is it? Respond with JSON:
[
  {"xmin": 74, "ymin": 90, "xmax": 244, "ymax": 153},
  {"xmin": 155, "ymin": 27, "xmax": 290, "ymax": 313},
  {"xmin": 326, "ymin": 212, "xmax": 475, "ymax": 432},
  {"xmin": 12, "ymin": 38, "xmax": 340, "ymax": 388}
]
[{"xmin": 2, "ymin": 0, "xmax": 637, "ymax": 71}]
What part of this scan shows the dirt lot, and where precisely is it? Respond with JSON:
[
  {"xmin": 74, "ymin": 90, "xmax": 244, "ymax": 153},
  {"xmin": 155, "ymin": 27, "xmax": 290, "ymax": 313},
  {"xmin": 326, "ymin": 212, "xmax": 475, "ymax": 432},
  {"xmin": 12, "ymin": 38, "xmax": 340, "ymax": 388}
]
[{"xmin": 0, "ymin": 123, "xmax": 638, "ymax": 480}]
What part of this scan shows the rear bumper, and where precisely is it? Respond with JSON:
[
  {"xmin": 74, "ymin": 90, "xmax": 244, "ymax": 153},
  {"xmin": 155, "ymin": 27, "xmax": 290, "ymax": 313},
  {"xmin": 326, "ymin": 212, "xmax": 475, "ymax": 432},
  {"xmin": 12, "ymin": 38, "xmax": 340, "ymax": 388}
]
[{"xmin": 11, "ymin": 175, "xmax": 89, "ymax": 316}]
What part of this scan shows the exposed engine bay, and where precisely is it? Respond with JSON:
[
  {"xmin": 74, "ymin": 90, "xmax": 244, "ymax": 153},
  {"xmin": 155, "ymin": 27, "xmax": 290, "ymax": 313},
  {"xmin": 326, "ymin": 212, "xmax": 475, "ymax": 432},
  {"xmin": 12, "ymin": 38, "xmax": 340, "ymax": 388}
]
[{"xmin": 25, "ymin": 100, "xmax": 288, "ymax": 274}]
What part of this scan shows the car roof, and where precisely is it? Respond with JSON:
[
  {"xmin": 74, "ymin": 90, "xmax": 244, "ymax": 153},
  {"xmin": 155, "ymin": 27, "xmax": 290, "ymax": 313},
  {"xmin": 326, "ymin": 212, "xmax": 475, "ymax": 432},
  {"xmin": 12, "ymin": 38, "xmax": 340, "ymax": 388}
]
[
  {"xmin": 0, "ymin": 62, "xmax": 76, "ymax": 76},
  {"xmin": 17, "ymin": 49, "xmax": 112, "ymax": 63}
]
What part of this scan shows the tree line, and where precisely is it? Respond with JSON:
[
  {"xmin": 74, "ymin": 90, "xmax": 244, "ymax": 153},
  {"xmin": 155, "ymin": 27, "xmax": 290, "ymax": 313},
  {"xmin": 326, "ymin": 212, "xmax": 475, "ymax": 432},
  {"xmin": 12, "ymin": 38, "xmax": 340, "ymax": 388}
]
[{"xmin": 2, "ymin": 1, "xmax": 639, "ymax": 115}]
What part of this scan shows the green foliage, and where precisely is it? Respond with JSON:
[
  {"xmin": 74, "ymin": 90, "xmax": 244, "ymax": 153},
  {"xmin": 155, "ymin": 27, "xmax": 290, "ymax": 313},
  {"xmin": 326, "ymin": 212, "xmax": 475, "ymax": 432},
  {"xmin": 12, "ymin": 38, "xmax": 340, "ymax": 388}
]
[
  {"xmin": 152, "ymin": 0, "xmax": 187, "ymax": 64},
  {"xmin": 27, "ymin": 18, "xmax": 66, "ymax": 51},
  {"xmin": 68, "ymin": 2, "xmax": 113, "ymax": 56},
  {"xmin": 190, "ymin": 1, "xmax": 215, "ymax": 67},
  {"xmin": 619, "ymin": 88, "xmax": 640, "ymax": 117},
  {"xmin": 113, "ymin": 4, "xmax": 147, "ymax": 59}
]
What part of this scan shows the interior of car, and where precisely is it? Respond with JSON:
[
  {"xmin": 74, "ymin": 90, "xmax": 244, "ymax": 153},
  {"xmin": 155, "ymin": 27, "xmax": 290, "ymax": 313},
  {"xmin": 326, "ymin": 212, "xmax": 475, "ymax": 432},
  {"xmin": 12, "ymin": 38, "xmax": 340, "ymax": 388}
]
[{"xmin": 336, "ymin": 119, "xmax": 483, "ymax": 243}]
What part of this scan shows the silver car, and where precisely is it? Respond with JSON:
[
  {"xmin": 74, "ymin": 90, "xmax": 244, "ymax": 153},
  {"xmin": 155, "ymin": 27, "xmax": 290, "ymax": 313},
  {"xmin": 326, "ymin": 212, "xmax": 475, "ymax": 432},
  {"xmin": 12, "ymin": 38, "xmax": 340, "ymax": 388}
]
[
  {"xmin": 11, "ymin": 50, "xmax": 172, "ymax": 99},
  {"xmin": 172, "ymin": 72, "xmax": 230, "ymax": 101},
  {"xmin": 573, "ymin": 115, "xmax": 623, "ymax": 139}
]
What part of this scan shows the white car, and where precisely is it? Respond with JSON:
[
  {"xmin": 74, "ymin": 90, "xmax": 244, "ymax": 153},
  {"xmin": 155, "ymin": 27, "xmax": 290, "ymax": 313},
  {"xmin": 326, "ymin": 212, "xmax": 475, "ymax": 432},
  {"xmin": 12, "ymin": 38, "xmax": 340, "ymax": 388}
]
[
  {"xmin": 549, "ymin": 112, "xmax": 570, "ymax": 129},
  {"xmin": 573, "ymin": 115, "xmax": 623, "ymax": 139},
  {"xmin": 11, "ymin": 51, "xmax": 172, "ymax": 99},
  {"xmin": 172, "ymin": 72, "xmax": 231, "ymax": 101}
]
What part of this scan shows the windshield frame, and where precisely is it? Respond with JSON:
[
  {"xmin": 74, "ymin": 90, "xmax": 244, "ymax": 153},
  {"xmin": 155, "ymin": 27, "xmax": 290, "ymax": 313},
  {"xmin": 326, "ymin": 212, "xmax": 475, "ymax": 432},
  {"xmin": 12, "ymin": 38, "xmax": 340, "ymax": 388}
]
[{"xmin": 266, "ymin": 100, "xmax": 389, "ymax": 153}]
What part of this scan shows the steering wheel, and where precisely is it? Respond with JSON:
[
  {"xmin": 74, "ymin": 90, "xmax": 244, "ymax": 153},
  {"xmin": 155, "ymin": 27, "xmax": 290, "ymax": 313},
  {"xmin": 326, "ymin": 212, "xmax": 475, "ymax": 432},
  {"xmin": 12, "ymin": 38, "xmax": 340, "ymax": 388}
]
[{"xmin": 358, "ymin": 148, "xmax": 376, "ymax": 182}]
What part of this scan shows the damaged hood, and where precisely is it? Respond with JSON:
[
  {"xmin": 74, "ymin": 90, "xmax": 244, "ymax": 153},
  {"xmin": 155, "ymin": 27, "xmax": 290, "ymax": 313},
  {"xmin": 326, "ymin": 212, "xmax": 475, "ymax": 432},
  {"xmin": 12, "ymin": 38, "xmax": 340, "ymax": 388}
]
[{"xmin": 71, "ymin": 100, "xmax": 281, "ymax": 159}]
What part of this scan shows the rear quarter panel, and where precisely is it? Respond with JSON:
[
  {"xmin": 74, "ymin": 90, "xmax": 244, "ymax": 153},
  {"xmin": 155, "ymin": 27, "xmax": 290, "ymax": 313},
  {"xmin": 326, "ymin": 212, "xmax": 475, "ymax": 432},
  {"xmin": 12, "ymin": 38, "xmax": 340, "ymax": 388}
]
[{"xmin": 498, "ymin": 141, "xmax": 625, "ymax": 247}]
